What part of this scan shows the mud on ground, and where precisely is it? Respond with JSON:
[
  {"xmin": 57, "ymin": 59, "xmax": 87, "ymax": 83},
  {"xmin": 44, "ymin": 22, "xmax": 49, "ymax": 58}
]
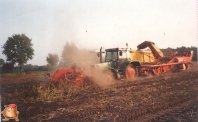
[{"xmin": 1, "ymin": 62, "xmax": 198, "ymax": 122}]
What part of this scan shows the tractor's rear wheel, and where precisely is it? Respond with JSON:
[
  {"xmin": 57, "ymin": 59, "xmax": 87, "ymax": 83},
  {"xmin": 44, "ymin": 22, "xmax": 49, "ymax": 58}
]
[
  {"xmin": 104, "ymin": 70, "xmax": 115, "ymax": 84},
  {"xmin": 125, "ymin": 64, "xmax": 137, "ymax": 80}
]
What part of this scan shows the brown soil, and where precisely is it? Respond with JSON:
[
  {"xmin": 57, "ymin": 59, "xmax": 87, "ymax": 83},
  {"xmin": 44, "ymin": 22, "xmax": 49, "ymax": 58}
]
[{"xmin": 1, "ymin": 62, "xmax": 198, "ymax": 122}]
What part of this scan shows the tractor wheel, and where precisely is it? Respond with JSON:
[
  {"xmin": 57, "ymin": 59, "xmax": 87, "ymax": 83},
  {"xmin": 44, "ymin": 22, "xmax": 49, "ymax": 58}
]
[
  {"xmin": 125, "ymin": 64, "xmax": 137, "ymax": 81},
  {"xmin": 103, "ymin": 70, "xmax": 115, "ymax": 84}
]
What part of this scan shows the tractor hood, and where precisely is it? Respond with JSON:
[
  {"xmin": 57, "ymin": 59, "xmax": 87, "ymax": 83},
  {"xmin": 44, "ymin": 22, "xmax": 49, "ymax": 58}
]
[{"xmin": 90, "ymin": 62, "xmax": 110, "ymax": 71}]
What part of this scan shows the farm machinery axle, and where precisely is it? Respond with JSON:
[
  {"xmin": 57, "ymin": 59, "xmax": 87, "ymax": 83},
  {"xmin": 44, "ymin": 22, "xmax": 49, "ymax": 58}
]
[{"xmin": 48, "ymin": 41, "xmax": 193, "ymax": 86}]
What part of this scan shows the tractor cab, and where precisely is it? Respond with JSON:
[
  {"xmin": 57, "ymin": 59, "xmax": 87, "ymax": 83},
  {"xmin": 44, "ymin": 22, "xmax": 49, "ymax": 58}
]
[{"xmin": 105, "ymin": 48, "xmax": 131, "ymax": 70}]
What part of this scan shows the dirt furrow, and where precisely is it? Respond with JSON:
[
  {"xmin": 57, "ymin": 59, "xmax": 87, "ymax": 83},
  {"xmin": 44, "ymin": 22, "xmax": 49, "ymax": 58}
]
[
  {"xmin": 28, "ymin": 71, "xmax": 198, "ymax": 122},
  {"xmin": 1, "ymin": 68, "xmax": 198, "ymax": 122}
]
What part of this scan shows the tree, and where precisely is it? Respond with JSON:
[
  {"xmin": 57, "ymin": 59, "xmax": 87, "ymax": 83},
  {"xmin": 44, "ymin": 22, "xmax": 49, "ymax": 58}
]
[
  {"xmin": 46, "ymin": 53, "xmax": 59, "ymax": 70},
  {"xmin": 0, "ymin": 58, "xmax": 5, "ymax": 66},
  {"xmin": 23, "ymin": 64, "xmax": 34, "ymax": 72},
  {"xmin": 2, "ymin": 34, "xmax": 34, "ymax": 74},
  {"xmin": 161, "ymin": 46, "xmax": 197, "ymax": 61},
  {"xmin": 61, "ymin": 42, "xmax": 79, "ymax": 67},
  {"xmin": 175, "ymin": 46, "xmax": 197, "ymax": 61},
  {"xmin": 2, "ymin": 62, "xmax": 14, "ymax": 72}
]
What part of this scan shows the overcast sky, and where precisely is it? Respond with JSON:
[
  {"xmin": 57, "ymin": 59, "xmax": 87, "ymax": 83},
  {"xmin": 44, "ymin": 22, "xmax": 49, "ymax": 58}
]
[{"xmin": 0, "ymin": 0, "xmax": 197, "ymax": 66}]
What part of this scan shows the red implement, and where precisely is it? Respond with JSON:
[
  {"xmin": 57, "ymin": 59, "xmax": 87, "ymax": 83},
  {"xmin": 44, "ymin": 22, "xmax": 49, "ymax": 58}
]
[{"xmin": 48, "ymin": 67, "xmax": 90, "ymax": 87}]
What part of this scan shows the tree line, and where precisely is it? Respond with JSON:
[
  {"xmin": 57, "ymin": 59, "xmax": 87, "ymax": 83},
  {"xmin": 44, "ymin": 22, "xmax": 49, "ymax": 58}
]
[
  {"xmin": 161, "ymin": 46, "xmax": 197, "ymax": 61},
  {"xmin": 0, "ymin": 33, "xmax": 197, "ymax": 74}
]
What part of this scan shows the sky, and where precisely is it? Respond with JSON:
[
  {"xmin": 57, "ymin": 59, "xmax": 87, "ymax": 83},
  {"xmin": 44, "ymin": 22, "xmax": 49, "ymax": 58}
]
[{"xmin": 0, "ymin": 0, "xmax": 197, "ymax": 66}]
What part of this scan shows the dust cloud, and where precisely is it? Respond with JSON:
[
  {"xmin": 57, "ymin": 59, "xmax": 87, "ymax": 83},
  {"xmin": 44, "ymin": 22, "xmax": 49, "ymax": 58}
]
[
  {"xmin": 91, "ymin": 70, "xmax": 116, "ymax": 87},
  {"xmin": 61, "ymin": 42, "xmax": 116, "ymax": 87},
  {"xmin": 61, "ymin": 42, "xmax": 99, "ymax": 68},
  {"xmin": 60, "ymin": 42, "xmax": 107, "ymax": 86}
]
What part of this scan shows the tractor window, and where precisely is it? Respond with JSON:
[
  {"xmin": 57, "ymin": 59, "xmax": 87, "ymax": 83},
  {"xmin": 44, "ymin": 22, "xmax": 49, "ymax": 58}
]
[
  {"xmin": 119, "ymin": 51, "xmax": 127, "ymax": 59},
  {"xmin": 105, "ymin": 51, "xmax": 118, "ymax": 62}
]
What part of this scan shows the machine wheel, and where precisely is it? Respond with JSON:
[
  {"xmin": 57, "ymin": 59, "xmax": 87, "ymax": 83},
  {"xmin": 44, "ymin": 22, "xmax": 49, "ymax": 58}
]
[
  {"xmin": 103, "ymin": 70, "xmax": 115, "ymax": 84},
  {"xmin": 125, "ymin": 64, "xmax": 137, "ymax": 80}
]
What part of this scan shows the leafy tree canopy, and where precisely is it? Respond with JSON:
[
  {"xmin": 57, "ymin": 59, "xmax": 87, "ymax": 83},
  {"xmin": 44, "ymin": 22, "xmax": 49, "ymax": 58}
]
[
  {"xmin": 2, "ymin": 62, "xmax": 14, "ymax": 72},
  {"xmin": 2, "ymin": 34, "xmax": 34, "ymax": 74},
  {"xmin": 0, "ymin": 58, "xmax": 5, "ymax": 66},
  {"xmin": 61, "ymin": 42, "xmax": 79, "ymax": 66},
  {"xmin": 161, "ymin": 46, "xmax": 197, "ymax": 61},
  {"xmin": 46, "ymin": 53, "xmax": 59, "ymax": 67}
]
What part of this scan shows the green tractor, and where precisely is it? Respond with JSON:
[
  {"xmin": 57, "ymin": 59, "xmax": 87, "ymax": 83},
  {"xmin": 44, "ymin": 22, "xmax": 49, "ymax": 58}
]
[{"xmin": 90, "ymin": 42, "xmax": 156, "ymax": 82}]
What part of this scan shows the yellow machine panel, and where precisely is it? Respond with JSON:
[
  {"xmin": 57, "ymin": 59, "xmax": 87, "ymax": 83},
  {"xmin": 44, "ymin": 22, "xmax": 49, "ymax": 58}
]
[{"xmin": 130, "ymin": 50, "xmax": 155, "ymax": 63}]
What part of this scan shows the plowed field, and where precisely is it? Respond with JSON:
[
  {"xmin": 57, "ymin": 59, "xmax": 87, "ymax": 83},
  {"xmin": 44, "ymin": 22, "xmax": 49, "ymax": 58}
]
[{"xmin": 1, "ymin": 62, "xmax": 198, "ymax": 122}]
